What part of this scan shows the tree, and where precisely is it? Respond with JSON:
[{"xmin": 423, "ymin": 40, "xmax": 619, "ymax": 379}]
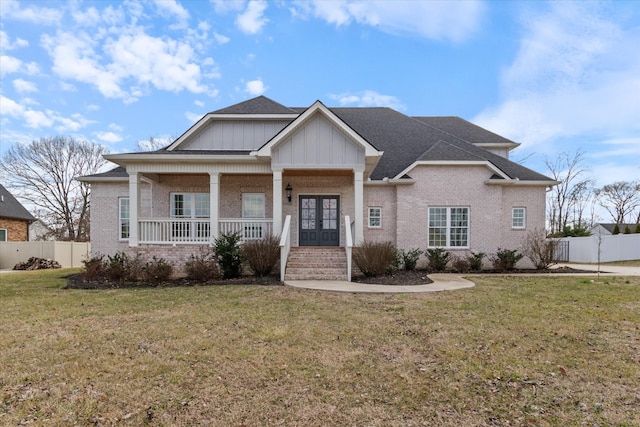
[
  {"xmin": 545, "ymin": 150, "xmax": 595, "ymax": 235},
  {"xmin": 135, "ymin": 136, "xmax": 174, "ymax": 152},
  {"xmin": 595, "ymin": 180, "xmax": 640, "ymax": 225},
  {"xmin": 1, "ymin": 137, "xmax": 108, "ymax": 241}
]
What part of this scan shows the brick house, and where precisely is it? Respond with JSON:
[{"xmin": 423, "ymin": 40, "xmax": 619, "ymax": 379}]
[
  {"xmin": 79, "ymin": 96, "xmax": 557, "ymax": 280},
  {"xmin": 0, "ymin": 183, "xmax": 36, "ymax": 241}
]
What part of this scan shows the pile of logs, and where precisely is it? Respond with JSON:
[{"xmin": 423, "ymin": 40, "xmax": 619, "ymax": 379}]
[{"xmin": 13, "ymin": 257, "xmax": 62, "ymax": 270}]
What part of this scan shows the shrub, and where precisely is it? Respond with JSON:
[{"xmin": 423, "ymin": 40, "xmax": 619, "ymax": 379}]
[
  {"xmin": 353, "ymin": 241, "xmax": 397, "ymax": 277},
  {"xmin": 396, "ymin": 248, "xmax": 423, "ymax": 271},
  {"xmin": 141, "ymin": 256, "xmax": 173, "ymax": 284},
  {"xmin": 521, "ymin": 228, "xmax": 558, "ymax": 270},
  {"xmin": 624, "ymin": 225, "xmax": 632, "ymax": 234},
  {"xmin": 185, "ymin": 251, "xmax": 220, "ymax": 281},
  {"xmin": 105, "ymin": 252, "xmax": 142, "ymax": 283},
  {"xmin": 635, "ymin": 223, "xmax": 640, "ymax": 234},
  {"xmin": 241, "ymin": 235, "xmax": 280, "ymax": 277},
  {"xmin": 467, "ymin": 252, "xmax": 485, "ymax": 271},
  {"xmin": 451, "ymin": 255, "xmax": 470, "ymax": 273},
  {"xmin": 426, "ymin": 248, "xmax": 450, "ymax": 272},
  {"xmin": 492, "ymin": 248, "xmax": 524, "ymax": 272},
  {"xmin": 612, "ymin": 224, "xmax": 620, "ymax": 235},
  {"xmin": 81, "ymin": 254, "xmax": 106, "ymax": 280},
  {"xmin": 214, "ymin": 232, "xmax": 244, "ymax": 279}
]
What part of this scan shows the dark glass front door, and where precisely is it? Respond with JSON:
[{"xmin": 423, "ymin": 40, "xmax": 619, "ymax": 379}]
[{"xmin": 299, "ymin": 196, "xmax": 340, "ymax": 246}]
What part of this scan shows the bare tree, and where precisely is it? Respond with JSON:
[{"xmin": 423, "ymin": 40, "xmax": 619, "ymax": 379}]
[
  {"xmin": 1, "ymin": 137, "xmax": 108, "ymax": 241},
  {"xmin": 595, "ymin": 180, "xmax": 640, "ymax": 225},
  {"xmin": 545, "ymin": 150, "xmax": 595, "ymax": 235},
  {"xmin": 135, "ymin": 136, "xmax": 174, "ymax": 152}
]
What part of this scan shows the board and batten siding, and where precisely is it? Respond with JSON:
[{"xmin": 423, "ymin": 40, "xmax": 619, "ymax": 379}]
[
  {"xmin": 181, "ymin": 120, "xmax": 290, "ymax": 151},
  {"xmin": 272, "ymin": 115, "xmax": 365, "ymax": 168}
]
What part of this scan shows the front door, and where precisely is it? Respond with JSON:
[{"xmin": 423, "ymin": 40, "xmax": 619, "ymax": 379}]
[{"xmin": 299, "ymin": 196, "xmax": 340, "ymax": 246}]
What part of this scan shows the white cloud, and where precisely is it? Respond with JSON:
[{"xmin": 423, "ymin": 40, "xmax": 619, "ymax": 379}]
[
  {"xmin": 0, "ymin": 55, "xmax": 22, "ymax": 76},
  {"xmin": 109, "ymin": 123, "xmax": 124, "ymax": 132},
  {"xmin": 87, "ymin": 104, "xmax": 100, "ymax": 111},
  {"xmin": 211, "ymin": 0, "xmax": 246, "ymax": 14},
  {"xmin": 185, "ymin": 111, "xmax": 204, "ymax": 123},
  {"xmin": 474, "ymin": 3, "xmax": 640, "ymax": 153},
  {"xmin": 245, "ymin": 79, "xmax": 267, "ymax": 96},
  {"xmin": 12, "ymin": 79, "xmax": 38, "ymax": 93},
  {"xmin": 194, "ymin": 100, "xmax": 205, "ymax": 107},
  {"xmin": 94, "ymin": 131, "xmax": 123, "ymax": 143},
  {"xmin": 0, "ymin": 30, "xmax": 29, "ymax": 51},
  {"xmin": 236, "ymin": 0, "xmax": 269, "ymax": 34},
  {"xmin": 0, "ymin": 95, "xmax": 93, "ymax": 131},
  {"xmin": 301, "ymin": 0, "xmax": 484, "ymax": 42},
  {"xmin": 153, "ymin": 0, "xmax": 190, "ymax": 28},
  {"xmin": 0, "ymin": 0, "xmax": 63, "ymax": 25},
  {"xmin": 213, "ymin": 32, "xmax": 231, "ymax": 45},
  {"xmin": 329, "ymin": 90, "xmax": 405, "ymax": 110},
  {"xmin": 41, "ymin": 26, "xmax": 208, "ymax": 103}
]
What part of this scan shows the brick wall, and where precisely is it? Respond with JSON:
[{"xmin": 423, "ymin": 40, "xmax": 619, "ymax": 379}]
[
  {"xmin": 0, "ymin": 218, "xmax": 30, "ymax": 241},
  {"xmin": 363, "ymin": 185, "xmax": 397, "ymax": 244}
]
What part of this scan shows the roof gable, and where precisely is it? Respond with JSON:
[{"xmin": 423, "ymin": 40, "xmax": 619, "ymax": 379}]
[
  {"xmin": 0, "ymin": 184, "xmax": 35, "ymax": 221},
  {"xmin": 212, "ymin": 96, "xmax": 297, "ymax": 115}
]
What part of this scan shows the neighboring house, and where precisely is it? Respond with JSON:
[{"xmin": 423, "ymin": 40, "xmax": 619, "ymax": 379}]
[
  {"xmin": 79, "ymin": 96, "xmax": 557, "ymax": 279},
  {"xmin": 591, "ymin": 223, "xmax": 639, "ymax": 235},
  {"xmin": 0, "ymin": 183, "xmax": 36, "ymax": 241}
]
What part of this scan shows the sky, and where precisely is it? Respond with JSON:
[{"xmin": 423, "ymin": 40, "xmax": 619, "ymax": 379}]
[{"xmin": 1, "ymin": 0, "xmax": 639, "ymax": 190}]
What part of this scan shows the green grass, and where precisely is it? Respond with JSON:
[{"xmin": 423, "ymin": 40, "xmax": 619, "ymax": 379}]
[{"xmin": 1, "ymin": 270, "xmax": 639, "ymax": 426}]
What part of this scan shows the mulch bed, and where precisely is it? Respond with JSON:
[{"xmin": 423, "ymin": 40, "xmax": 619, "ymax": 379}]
[{"xmin": 66, "ymin": 266, "xmax": 600, "ymax": 289}]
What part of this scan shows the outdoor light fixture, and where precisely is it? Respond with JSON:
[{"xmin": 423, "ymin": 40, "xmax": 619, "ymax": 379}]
[{"xmin": 286, "ymin": 183, "xmax": 293, "ymax": 203}]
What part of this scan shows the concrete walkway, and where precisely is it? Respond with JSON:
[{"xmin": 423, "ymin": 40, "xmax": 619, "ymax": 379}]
[{"xmin": 285, "ymin": 263, "xmax": 640, "ymax": 294}]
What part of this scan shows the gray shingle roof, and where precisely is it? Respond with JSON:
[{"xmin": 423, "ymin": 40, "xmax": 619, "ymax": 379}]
[
  {"xmin": 413, "ymin": 116, "xmax": 519, "ymax": 146},
  {"xmin": 0, "ymin": 183, "xmax": 35, "ymax": 221},
  {"xmin": 80, "ymin": 166, "xmax": 128, "ymax": 179},
  {"xmin": 212, "ymin": 96, "xmax": 297, "ymax": 114}
]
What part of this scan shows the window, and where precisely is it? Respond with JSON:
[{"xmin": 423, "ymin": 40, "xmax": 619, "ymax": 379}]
[
  {"xmin": 242, "ymin": 193, "xmax": 265, "ymax": 239},
  {"xmin": 428, "ymin": 207, "xmax": 469, "ymax": 248},
  {"xmin": 170, "ymin": 193, "xmax": 210, "ymax": 239},
  {"xmin": 512, "ymin": 207, "xmax": 526, "ymax": 229},
  {"xmin": 119, "ymin": 198, "xmax": 129, "ymax": 240},
  {"xmin": 368, "ymin": 207, "xmax": 382, "ymax": 228},
  {"xmin": 0, "ymin": 228, "xmax": 7, "ymax": 241}
]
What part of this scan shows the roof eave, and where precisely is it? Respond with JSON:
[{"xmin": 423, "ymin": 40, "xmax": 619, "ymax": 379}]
[{"xmin": 485, "ymin": 179, "xmax": 560, "ymax": 187}]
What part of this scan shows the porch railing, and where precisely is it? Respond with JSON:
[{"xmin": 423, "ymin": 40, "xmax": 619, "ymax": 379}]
[
  {"xmin": 279, "ymin": 215, "xmax": 292, "ymax": 282},
  {"xmin": 138, "ymin": 218, "xmax": 273, "ymax": 244}
]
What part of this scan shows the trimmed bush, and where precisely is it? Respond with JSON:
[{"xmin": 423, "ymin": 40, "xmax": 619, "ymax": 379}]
[
  {"xmin": 492, "ymin": 248, "xmax": 524, "ymax": 272},
  {"xmin": 141, "ymin": 256, "xmax": 173, "ymax": 284},
  {"xmin": 396, "ymin": 248, "xmax": 423, "ymax": 271},
  {"xmin": 214, "ymin": 232, "xmax": 244, "ymax": 279},
  {"xmin": 451, "ymin": 255, "xmax": 470, "ymax": 273},
  {"xmin": 426, "ymin": 248, "xmax": 450, "ymax": 272},
  {"xmin": 467, "ymin": 252, "xmax": 485, "ymax": 271},
  {"xmin": 241, "ymin": 235, "xmax": 280, "ymax": 277},
  {"xmin": 521, "ymin": 228, "xmax": 558, "ymax": 270},
  {"xmin": 353, "ymin": 241, "xmax": 397, "ymax": 277},
  {"xmin": 185, "ymin": 251, "xmax": 220, "ymax": 281}
]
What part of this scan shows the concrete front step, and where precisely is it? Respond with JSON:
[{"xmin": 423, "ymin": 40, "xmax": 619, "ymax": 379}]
[{"xmin": 285, "ymin": 247, "xmax": 348, "ymax": 281}]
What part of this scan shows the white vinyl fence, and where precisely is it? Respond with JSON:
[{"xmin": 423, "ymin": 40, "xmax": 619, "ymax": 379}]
[
  {"xmin": 0, "ymin": 241, "xmax": 90, "ymax": 269},
  {"xmin": 558, "ymin": 233, "xmax": 640, "ymax": 263}
]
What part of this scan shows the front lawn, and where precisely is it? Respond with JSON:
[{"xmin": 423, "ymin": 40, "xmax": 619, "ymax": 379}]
[{"xmin": 1, "ymin": 270, "xmax": 638, "ymax": 426}]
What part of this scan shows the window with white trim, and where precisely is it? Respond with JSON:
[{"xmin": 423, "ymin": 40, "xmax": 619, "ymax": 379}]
[
  {"xmin": 242, "ymin": 193, "xmax": 265, "ymax": 239},
  {"xmin": 428, "ymin": 207, "xmax": 469, "ymax": 248},
  {"xmin": 0, "ymin": 228, "xmax": 7, "ymax": 242},
  {"xmin": 368, "ymin": 207, "xmax": 382, "ymax": 228},
  {"xmin": 170, "ymin": 193, "xmax": 210, "ymax": 239},
  {"xmin": 512, "ymin": 207, "xmax": 526, "ymax": 229},
  {"xmin": 119, "ymin": 197, "xmax": 129, "ymax": 240}
]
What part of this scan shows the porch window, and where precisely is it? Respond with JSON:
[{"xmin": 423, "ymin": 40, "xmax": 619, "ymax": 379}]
[
  {"xmin": 368, "ymin": 207, "xmax": 382, "ymax": 228},
  {"xmin": 0, "ymin": 228, "xmax": 7, "ymax": 242},
  {"xmin": 428, "ymin": 207, "xmax": 469, "ymax": 248},
  {"xmin": 242, "ymin": 193, "xmax": 265, "ymax": 239},
  {"xmin": 170, "ymin": 193, "xmax": 210, "ymax": 239},
  {"xmin": 512, "ymin": 207, "xmax": 526, "ymax": 229},
  {"xmin": 119, "ymin": 197, "xmax": 129, "ymax": 240}
]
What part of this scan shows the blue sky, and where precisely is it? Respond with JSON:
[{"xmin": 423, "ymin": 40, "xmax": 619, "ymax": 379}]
[{"xmin": 1, "ymin": 0, "xmax": 639, "ymax": 188}]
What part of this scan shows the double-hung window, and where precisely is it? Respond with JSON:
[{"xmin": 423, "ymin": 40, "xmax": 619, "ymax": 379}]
[
  {"xmin": 0, "ymin": 228, "xmax": 7, "ymax": 242},
  {"xmin": 242, "ymin": 193, "xmax": 265, "ymax": 239},
  {"xmin": 170, "ymin": 193, "xmax": 210, "ymax": 240},
  {"xmin": 428, "ymin": 207, "xmax": 469, "ymax": 248},
  {"xmin": 512, "ymin": 207, "xmax": 526, "ymax": 229},
  {"xmin": 119, "ymin": 197, "xmax": 129, "ymax": 240},
  {"xmin": 368, "ymin": 207, "xmax": 382, "ymax": 228}
]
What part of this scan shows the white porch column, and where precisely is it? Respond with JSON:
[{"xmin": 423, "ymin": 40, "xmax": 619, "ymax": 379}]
[
  {"xmin": 128, "ymin": 172, "xmax": 140, "ymax": 247},
  {"xmin": 272, "ymin": 169, "xmax": 283, "ymax": 237},
  {"xmin": 354, "ymin": 169, "xmax": 364, "ymax": 245},
  {"xmin": 209, "ymin": 172, "xmax": 220, "ymax": 242}
]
